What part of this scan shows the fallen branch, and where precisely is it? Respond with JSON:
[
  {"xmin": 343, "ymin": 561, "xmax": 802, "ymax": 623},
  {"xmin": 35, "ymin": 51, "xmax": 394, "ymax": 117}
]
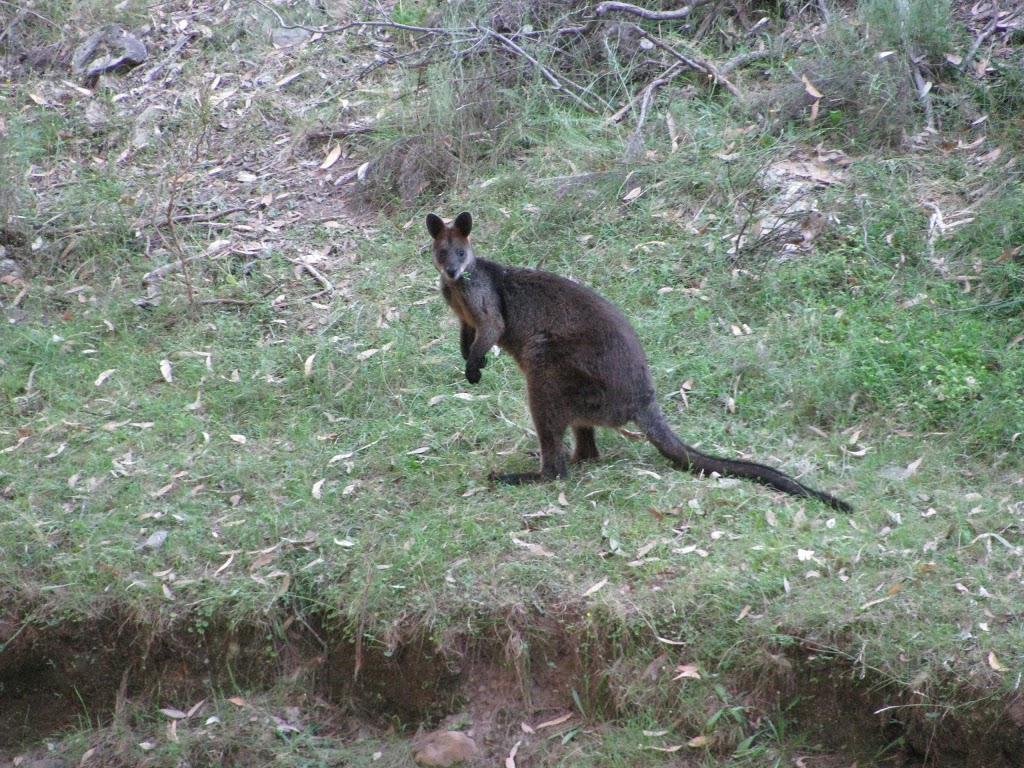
[
  {"xmin": 594, "ymin": 1, "xmax": 712, "ymax": 21},
  {"xmin": 286, "ymin": 257, "xmax": 334, "ymax": 300},
  {"xmin": 911, "ymin": 62, "xmax": 936, "ymax": 132},
  {"xmin": 305, "ymin": 123, "xmax": 375, "ymax": 142},
  {"xmin": 610, "ymin": 61, "xmax": 684, "ymax": 123},
  {"xmin": 142, "ymin": 253, "xmax": 209, "ymax": 285},
  {"xmin": 198, "ymin": 298, "xmax": 257, "ymax": 306},
  {"xmin": 634, "ymin": 26, "xmax": 740, "ymax": 98},
  {"xmin": 959, "ymin": 13, "xmax": 1002, "ymax": 75},
  {"xmin": 144, "ymin": 206, "xmax": 249, "ymax": 228},
  {"xmin": 482, "ymin": 28, "xmax": 607, "ymax": 114}
]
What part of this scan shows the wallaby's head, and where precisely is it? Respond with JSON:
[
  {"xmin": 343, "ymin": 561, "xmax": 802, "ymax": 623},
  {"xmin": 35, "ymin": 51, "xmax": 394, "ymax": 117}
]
[{"xmin": 426, "ymin": 211, "xmax": 475, "ymax": 284}]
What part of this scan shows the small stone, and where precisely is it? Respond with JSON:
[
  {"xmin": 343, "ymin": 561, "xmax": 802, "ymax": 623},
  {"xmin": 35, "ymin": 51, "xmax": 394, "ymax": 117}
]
[
  {"xmin": 0, "ymin": 256, "xmax": 20, "ymax": 280},
  {"xmin": 412, "ymin": 730, "xmax": 479, "ymax": 767},
  {"xmin": 72, "ymin": 25, "xmax": 147, "ymax": 81},
  {"xmin": 271, "ymin": 26, "xmax": 312, "ymax": 48}
]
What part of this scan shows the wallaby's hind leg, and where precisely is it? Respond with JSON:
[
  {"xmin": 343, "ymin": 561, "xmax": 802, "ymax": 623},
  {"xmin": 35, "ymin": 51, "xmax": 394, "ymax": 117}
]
[
  {"xmin": 571, "ymin": 426, "xmax": 599, "ymax": 463},
  {"xmin": 491, "ymin": 410, "xmax": 570, "ymax": 485}
]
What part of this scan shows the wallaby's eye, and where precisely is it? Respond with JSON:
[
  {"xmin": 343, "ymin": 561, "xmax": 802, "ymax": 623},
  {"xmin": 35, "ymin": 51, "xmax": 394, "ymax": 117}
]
[{"xmin": 458, "ymin": 249, "xmax": 466, "ymax": 258}]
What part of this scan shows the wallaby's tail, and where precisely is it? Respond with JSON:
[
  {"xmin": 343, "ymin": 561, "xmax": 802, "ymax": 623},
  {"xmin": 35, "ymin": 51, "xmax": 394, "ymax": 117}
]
[{"xmin": 635, "ymin": 404, "xmax": 852, "ymax": 513}]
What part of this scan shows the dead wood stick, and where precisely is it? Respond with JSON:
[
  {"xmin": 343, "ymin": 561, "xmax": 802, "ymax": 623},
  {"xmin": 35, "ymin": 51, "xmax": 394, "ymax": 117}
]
[
  {"xmin": 199, "ymin": 298, "xmax": 257, "ymax": 306},
  {"xmin": 911, "ymin": 62, "xmax": 936, "ymax": 132},
  {"xmin": 251, "ymin": 0, "xmax": 476, "ymax": 36},
  {"xmin": 594, "ymin": 1, "xmax": 712, "ymax": 20},
  {"xmin": 305, "ymin": 123, "xmax": 375, "ymax": 142},
  {"xmin": 610, "ymin": 62, "xmax": 684, "ymax": 123},
  {"xmin": 143, "ymin": 254, "xmax": 204, "ymax": 285},
  {"xmin": 483, "ymin": 28, "xmax": 605, "ymax": 114},
  {"xmin": 142, "ymin": 250, "xmax": 230, "ymax": 285},
  {"xmin": 141, "ymin": 206, "xmax": 248, "ymax": 229},
  {"xmin": 635, "ymin": 27, "xmax": 739, "ymax": 98},
  {"xmin": 286, "ymin": 257, "xmax": 334, "ymax": 297},
  {"xmin": 959, "ymin": 14, "xmax": 1001, "ymax": 75}
]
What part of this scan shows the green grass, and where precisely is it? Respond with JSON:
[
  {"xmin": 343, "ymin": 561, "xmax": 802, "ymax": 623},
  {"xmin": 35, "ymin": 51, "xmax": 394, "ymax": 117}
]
[{"xmin": 3, "ymin": 0, "xmax": 1024, "ymax": 765}]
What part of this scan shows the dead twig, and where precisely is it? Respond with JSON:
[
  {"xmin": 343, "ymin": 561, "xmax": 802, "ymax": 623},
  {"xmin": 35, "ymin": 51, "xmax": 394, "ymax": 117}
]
[
  {"xmin": 251, "ymin": 0, "xmax": 476, "ymax": 37},
  {"xmin": 286, "ymin": 257, "xmax": 334, "ymax": 300},
  {"xmin": 482, "ymin": 27, "xmax": 606, "ymax": 114},
  {"xmin": 911, "ymin": 62, "xmax": 936, "ymax": 133},
  {"xmin": 594, "ymin": 0, "xmax": 713, "ymax": 21},
  {"xmin": 138, "ymin": 206, "xmax": 249, "ymax": 229},
  {"xmin": 142, "ymin": 253, "xmax": 209, "ymax": 285},
  {"xmin": 198, "ymin": 298, "xmax": 257, "ymax": 306},
  {"xmin": 305, "ymin": 123, "xmax": 375, "ymax": 142},
  {"xmin": 610, "ymin": 60, "xmax": 684, "ymax": 123},
  {"xmin": 721, "ymin": 48, "xmax": 779, "ymax": 75},
  {"xmin": 633, "ymin": 26, "xmax": 740, "ymax": 98}
]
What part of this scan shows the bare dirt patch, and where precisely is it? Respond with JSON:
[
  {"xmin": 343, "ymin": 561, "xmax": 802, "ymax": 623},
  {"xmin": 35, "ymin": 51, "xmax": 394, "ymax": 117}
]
[{"xmin": 4, "ymin": 609, "xmax": 1024, "ymax": 766}]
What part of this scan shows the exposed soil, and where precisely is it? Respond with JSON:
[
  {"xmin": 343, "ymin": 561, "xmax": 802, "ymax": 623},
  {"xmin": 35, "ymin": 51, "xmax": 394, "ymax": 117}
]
[{"xmin": 3, "ymin": 611, "xmax": 1024, "ymax": 766}]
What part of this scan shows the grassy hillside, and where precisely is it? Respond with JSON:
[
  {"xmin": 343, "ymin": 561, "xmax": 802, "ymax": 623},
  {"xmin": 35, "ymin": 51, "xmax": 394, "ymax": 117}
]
[{"xmin": 1, "ymin": 0, "xmax": 1022, "ymax": 765}]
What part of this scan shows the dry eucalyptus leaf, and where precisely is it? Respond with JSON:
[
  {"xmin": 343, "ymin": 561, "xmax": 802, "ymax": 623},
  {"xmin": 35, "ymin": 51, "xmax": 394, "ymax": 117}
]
[
  {"xmin": 160, "ymin": 359, "xmax": 173, "ymax": 383},
  {"xmin": 320, "ymin": 145, "xmax": 342, "ymax": 170},
  {"xmin": 95, "ymin": 368, "xmax": 116, "ymax": 386}
]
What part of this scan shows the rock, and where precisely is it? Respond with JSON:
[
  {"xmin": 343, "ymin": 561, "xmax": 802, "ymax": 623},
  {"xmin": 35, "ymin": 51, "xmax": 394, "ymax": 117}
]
[
  {"xmin": 0, "ymin": 257, "xmax": 21, "ymax": 280},
  {"xmin": 412, "ymin": 730, "xmax": 479, "ymax": 766},
  {"xmin": 72, "ymin": 25, "xmax": 147, "ymax": 81},
  {"xmin": 271, "ymin": 26, "xmax": 312, "ymax": 48}
]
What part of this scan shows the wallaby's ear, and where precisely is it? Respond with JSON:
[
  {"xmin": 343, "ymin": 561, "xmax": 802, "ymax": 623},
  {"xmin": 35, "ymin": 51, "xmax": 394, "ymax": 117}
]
[
  {"xmin": 453, "ymin": 211, "xmax": 473, "ymax": 237},
  {"xmin": 426, "ymin": 213, "xmax": 446, "ymax": 240}
]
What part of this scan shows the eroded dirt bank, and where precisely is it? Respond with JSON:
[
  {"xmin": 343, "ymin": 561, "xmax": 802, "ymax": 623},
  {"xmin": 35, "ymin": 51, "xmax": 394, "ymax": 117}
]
[{"xmin": 2, "ymin": 611, "xmax": 1023, "ymax": 766}]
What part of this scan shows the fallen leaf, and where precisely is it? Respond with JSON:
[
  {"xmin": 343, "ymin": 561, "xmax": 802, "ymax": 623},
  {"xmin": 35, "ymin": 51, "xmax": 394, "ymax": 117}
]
[
  {"xmin": 214, "ymin": 553, "xmax": 235, "ymax": 575},
  {"xmin": 159, "ymin": 707, "xmax": 188, "ymax": 719},
  {"xmin": 229, "ymin": 434, "xmax": 247, "ymax": 444},
  {"xmin": 320, "ymin": 145, "xmax": 342, "ymax": 170},
  {"xmin": 511, "ymin": 536, "xmax": 556, "ymax": 558},
  {"xmin": 988, "ymin": 651, "xmax": 1008, "ymax": 672},
  {"xmin": 304, "ymin": 353, "xmax": 316, "ymax": 377},
  {"xmin": 860, "ymin": 596, "xmax": 891, "ymax": 610},
  {"xmin": 655, "ymin": 635, "xmax": 686, "ymax": 646},
  {"xmin": 687, "ymin": 735, "xmax": 710, "ymax": 748},
  {"xmin": 505, "ymin": 740, "xmax": 520, "ymax": 768},
  {"xmin": 534, "ymin": 713, "xmax": 572, "ymax": 730},
  {"xmin": 622, "ymin": 186, "xmax": 643, "ymax": 202},
  {"xmin": 640, "ymin": 744, "xmax": 684, "ymax": 752},
  {"xmin": 672, "ymin": 663, "xmax": 701, "ymax": 680},
  {"xmin": 159, "ymin": 359, "xmax": 173, "ymax": 383},
  {"xmin": 801, "ymin": 74, "xmax": 823, "ymax": 98},
  {"xmin": 95, "ymin": 368, "xmax": 116, "ymax": 386},
  {"xmin": 584, "ymin": 578, "xmax": 608, "ymax": 596},
  {"xmin": 312, "ymin": 479, "xmax": 325, "ymax": 499}
]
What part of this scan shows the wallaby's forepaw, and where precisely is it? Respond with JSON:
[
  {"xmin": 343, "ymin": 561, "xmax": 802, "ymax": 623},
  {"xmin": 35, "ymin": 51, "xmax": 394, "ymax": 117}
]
[{"xmin": 465, "ymin": 365, "xmax": 482, "ymax": 384}]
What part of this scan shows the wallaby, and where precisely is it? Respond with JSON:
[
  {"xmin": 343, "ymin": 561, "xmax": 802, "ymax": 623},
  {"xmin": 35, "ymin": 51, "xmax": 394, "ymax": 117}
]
[{"xmin": 426, "ymin": 211, "xmax": 852, "ymax": 513}]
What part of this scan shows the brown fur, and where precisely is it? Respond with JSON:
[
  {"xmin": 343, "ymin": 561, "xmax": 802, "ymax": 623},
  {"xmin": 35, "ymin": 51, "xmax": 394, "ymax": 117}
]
[{"xmin": 426, "ymin": 211, "xmax": 852, "ymax": 512}]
